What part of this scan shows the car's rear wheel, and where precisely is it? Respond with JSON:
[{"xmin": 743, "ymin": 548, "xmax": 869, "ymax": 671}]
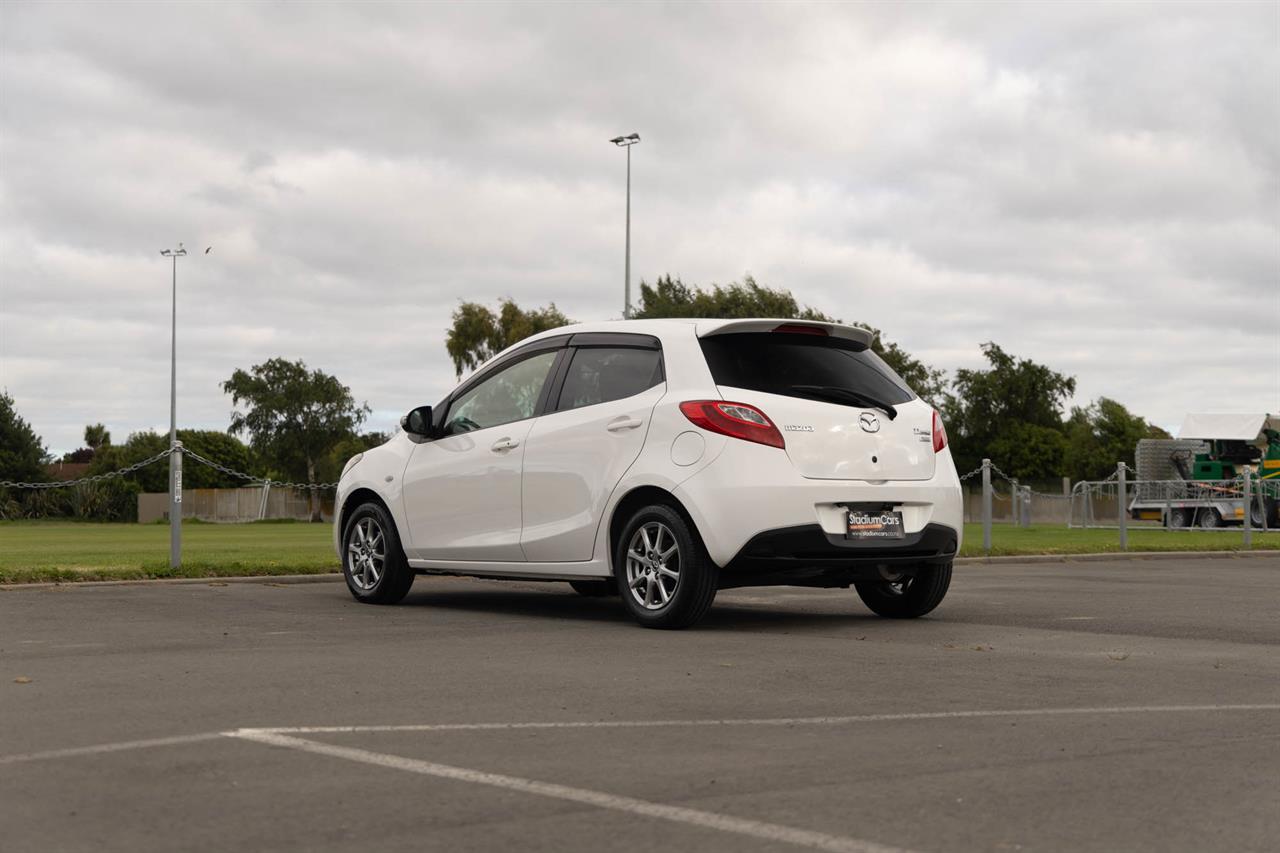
[
  {"xmin": 614, "ymin": 504, "xmax": 717, "ymax": 629},
  {"xmin": 1197, "ymin": 508, "xmax": 1222, "ymax": 529},
  {"xmin": 855, "ymin": 562, "xmax": 951, "ymax": 618},
  {"xmin": 342, "ymin": 502, "xmax": 414, "ymax": 605},
  {"xmin": 568, "ymin": 580, "xmax": 615, "ymax": 597}
]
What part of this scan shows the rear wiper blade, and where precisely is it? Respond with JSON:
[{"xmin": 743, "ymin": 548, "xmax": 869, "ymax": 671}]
[{"xmin": 789, "ymin": 385, "xmax": 898, "ymax": 420}]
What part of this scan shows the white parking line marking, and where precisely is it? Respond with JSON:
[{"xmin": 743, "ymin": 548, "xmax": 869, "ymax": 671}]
[
  {"xmin": 229, "ymin": 729, "xmax": 911, "ymax": 853},
  {"xmin": 0, "ymin": 733, "xmax": 224, "ymax": 766},
  {"xmin": 5, "ymin": 704, "xmax": 1278, "ymax": 768},
  {"xmin": 246, "ymin": 703, "xmax": 1280, "ymax": 735}
]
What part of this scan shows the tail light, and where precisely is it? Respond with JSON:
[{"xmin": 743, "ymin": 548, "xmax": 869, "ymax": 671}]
[
  {"xmin": 932, "ymin": 409, "xmax": 948, "ymax": 454},
  {"xmin": 680, "ymin": 400, "xmax": 785, "ymax": 449}
]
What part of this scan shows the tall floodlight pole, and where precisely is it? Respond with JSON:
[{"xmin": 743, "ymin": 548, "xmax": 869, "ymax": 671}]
[
  {"xmin": 610, "ymin": 133, "xmax": 640, "ymax": 318},
  {"xmin": 160, "ymin": 243, "xmax": 187, "ymax": 568}
]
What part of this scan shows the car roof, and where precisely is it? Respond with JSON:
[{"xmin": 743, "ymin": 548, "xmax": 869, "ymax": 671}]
[
  {"xmin": 463, "ymin": 318, "xmax": 877, "ymax": 384},
  {"xmin": 517, "ymin": 317, "xmax": 874, "ymax": 346}
]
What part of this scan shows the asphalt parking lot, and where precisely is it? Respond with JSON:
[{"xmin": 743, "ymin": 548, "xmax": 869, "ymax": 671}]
[{"xmin": 3, "ymin": 555, "xmax": 1279, "ymax": 853}]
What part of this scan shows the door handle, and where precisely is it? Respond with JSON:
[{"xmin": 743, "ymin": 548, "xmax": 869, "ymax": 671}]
[
  {"xmin": 607, "ymin": 417, "xmax": 643, "ymax": 432},
  {"xmin": 490, "ymin": 437, "xmax": 520, "ymax": 452}
]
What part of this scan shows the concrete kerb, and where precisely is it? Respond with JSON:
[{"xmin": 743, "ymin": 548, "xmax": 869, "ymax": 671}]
[
  {"xmin": 956, "ymin": 550, "xmax": 1280, "ymax": 565},
  {"xmin": 0, "ymin": 572, "xmax": 344, "ymax": 591},
  {"xmin": 3, "ymin": 550, "xmax": 1278, "ymax": 590}
]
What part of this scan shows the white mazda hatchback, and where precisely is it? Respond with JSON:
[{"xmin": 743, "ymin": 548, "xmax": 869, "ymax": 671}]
[{"xmin": 335, "ymin": 319, "xmax": 962, "ymax": 629}]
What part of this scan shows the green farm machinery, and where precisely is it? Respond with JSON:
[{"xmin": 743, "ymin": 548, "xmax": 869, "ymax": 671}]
[{"xmin": 1130, "ymin": 413, "xmax": 1280, "ymax": 528}]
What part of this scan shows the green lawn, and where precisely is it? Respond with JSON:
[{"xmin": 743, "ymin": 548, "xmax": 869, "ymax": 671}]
[
  {"xmin": 0, "ymin": 520, "xmax": 1276, "ymax": 583},
  {"xmin": 0, "ymin": 520, "xmax": 339, "ymax": 583},
  {"xmin": 957, "ymin": 523, "xmax": 1280, "ymax": 558}
]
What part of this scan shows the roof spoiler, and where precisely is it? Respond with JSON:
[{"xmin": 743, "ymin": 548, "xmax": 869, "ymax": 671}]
[{"xmin": 695, "ymin": 319, "xmax": 874, "ymax": 349}]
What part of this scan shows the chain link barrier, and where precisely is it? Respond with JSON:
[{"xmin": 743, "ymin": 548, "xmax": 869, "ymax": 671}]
[
  {"xmin": 181, "ymin": 448, "xmax": 339, "ymax": 490},
  {"xmin": 0, "ymin": 448, "xmax": 175, "ymax": 489},
  {"xmin": 1, "ymin": 447, "xmax": 338, "ymax": 492}
]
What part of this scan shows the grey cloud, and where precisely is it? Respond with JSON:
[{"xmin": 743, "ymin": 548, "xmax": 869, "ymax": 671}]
[{"xmin": 0, "ymin": 0, "xmax": 1276, "ymax": 454}]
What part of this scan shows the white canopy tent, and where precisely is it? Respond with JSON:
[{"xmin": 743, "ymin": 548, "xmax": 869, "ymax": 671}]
[{"xmin": 1178, "ymin": 413, "xmax": 1280, "ymax": 446}]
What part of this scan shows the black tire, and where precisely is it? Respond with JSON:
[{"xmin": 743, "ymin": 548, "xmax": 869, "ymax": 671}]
[
  {"xmin": 1166, "ymin": 508, "xmax": 1191, "ymax": 528},
  {"xmin": 1249, "ymin": 500, "xmax": 1265, "ymax": 528},
  {"xmin": 1197, "ymin": 508, "xmax": 1222, "ymax": 529},
  {"xmin": 614, "ymin": 503, "xmax": 717, "ymax": 629},
  {"xmin": 568, "ymin": 580, "xmax": 615, "ymax": 597},
  {"xmin": 855, "ymin": 563, "xmax": 952, "ymax": 619},
  {"xmin": 341, "ymin": 501, "xmax": 415, "ymax": 605}
]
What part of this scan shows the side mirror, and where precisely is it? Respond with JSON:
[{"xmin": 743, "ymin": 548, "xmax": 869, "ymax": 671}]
[{"xmin": 401, "ymin": 405, "xmax": 433, "ymax": 436}]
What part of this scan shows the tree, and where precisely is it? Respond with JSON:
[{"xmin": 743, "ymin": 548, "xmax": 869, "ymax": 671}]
[
  {"xmin": 1064, "ymin": 397, "xmax": 1161, "ymax": 482},
  {"xmin": 445, "ymin": 299, "xmax": 573, "ymax": 379},
  {"xmin": 89, "ymin": 429, "xmax": 257, "ymax": 492},
  {"xmin": 84, "ymin": 423, "xmax": 111, "ymax": 452},
  {"xmin": 633, "ymin": 274, "xmax": 832, "ymax": 321},
  {"xmin": 0, "ymin": 392, "xmax": 48, "ymax": 484},
  {"xmin": 223, "ymin": 359, "xmax": 370, "ymax": 520},
  {"xmin": 943, "ymin": 342, "xmax": 1077, "ymax": 478},
  {"xmin": 317, "ymin": 431, "xmax": 390, "ymax": 485},
  {"xmin": 635, "ymin": 275, "xmax": 947, "ymax": 405}
]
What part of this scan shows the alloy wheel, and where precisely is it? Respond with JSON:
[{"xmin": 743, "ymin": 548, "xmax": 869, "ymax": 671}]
[
  {"xmin": 347, "ymin": 516, "xmax": 386, "ymax": 591},
  {"xmin": 625, "ymin": 521, "xmax": 680, "ymax": 610}
]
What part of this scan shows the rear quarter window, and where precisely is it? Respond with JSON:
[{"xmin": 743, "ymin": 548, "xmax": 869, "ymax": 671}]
[
  {"xmin": 556, "ymin": 347, "xmax": 664, "ymax": 411},
  {"xmin": 698, "ymin": 333, "xmax": 915, "ymax": 404}
]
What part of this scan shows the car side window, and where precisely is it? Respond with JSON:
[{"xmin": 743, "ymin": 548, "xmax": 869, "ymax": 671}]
[
  {"xmin": 443, "ymin": 350, "xmax": 559, "ymax": 435},
  {"xmin": 556, "ymin": 347, "xmax": 663, "ymax": 411}
]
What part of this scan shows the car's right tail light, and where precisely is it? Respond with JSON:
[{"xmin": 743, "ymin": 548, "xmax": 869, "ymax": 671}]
[
  {"xmin": 679, "ymin": 400, "xmax": 785, "ymax": 449},
  {"xmin": 932, "ymin": 409, "xmax": 948, "ymax": 454}
]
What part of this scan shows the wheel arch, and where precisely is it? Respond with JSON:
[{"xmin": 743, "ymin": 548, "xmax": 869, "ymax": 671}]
[
  {"xmin": 607, "ymin": 485, "xmax": 705, "ymax": 573},
  {"xmin": 339, "ymin": 488, "xmax": 393, "ymax": 540}
]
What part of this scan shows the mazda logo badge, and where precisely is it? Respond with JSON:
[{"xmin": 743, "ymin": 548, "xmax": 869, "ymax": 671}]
[{"xmin": 859, "ymin": 413, "xmax": 880, "ymax": 433}]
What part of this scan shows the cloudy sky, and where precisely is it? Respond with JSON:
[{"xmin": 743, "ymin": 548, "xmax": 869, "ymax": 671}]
[{"xmin": 1, "ymin": 1, "xmax": 1276, "ymax": 455}]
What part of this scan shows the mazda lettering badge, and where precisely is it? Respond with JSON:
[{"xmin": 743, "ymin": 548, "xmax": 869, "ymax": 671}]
[{"xmin": 859, "ymin": 413, "xmax": 880, "ymax": 433}]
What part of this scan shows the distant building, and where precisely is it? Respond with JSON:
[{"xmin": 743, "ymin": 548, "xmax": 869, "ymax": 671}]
[{"xmin": 46, "ymin": 461, "xmax": 91, "ymax": 482}]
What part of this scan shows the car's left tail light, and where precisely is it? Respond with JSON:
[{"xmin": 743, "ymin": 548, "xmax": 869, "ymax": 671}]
[
  {"xmin": 679, "ymin": 400, "xmax": 785, "ymax": 449},
  {"xmin": 932, "ymin": 410, "xmax": 948, "ymax": 454}
]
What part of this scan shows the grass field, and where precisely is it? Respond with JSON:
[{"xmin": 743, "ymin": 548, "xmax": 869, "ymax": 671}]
[{"xmin": 1, "ymin": 520, "xmax": 1276, "ymax": 583}]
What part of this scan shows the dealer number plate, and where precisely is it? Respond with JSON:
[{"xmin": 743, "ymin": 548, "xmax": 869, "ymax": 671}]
[{"xmin": 846, "ymin": 510, "xmax": 905, "ymax": 540}]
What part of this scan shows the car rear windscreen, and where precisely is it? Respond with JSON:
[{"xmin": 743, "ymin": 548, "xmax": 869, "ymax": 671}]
[{"xmin": 698, "ymin": 332, "xmax": 915, "ymax": 404}]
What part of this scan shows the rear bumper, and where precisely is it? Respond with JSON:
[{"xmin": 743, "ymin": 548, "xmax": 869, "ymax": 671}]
[
  {"xmin": 719, "ymin": 522, "xmax": 957, "ymax": 589},
  {"xmin": 673, "ymin": 438, "xmax": 964, "ymax": 567}
]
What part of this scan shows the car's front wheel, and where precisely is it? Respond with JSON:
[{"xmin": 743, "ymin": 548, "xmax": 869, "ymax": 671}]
[
  {"xmin": 614, "ymin": 503, "xmax": 717, "ymax": 629},
  {"xmin": 342, "ymin": 501, "xmax": 415, "ymax": 605},
  {"xmin": 855, "ymin": 562, "xmax": 951, "ymax": 618}
]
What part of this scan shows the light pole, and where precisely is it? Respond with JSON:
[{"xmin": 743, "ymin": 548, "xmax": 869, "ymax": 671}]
[
  {"xmin": 610, "ymin": 132, "xmax": 640, "ymax": 318},
  {"xmin": 160, "ymin": 243, "xmax": 187, "ymax": 568}
]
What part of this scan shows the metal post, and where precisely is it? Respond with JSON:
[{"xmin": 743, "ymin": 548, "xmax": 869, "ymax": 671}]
[
  {"xmin": 982, "ymin": 458, "xmax": 992, "ymax": 553},
  {"xmin": 1118, "ymin": 462, "xmax": 1128, "ymax": 551},
  {"xmin": 1023, "ymin": 486, "xmax": 1032, "ymax": 527},
  {"xmin": 610, "ymin": 133, "xmax": 640, "ymax": 319},
  {"xmin": 1243, "ymin": 467, "xmax": 1252, "ymax": 549},
  {"xmin": 161, "ymin": 244, "xmax": 187, "ymax": 568},
  {"xmin": 171, "ymin": 441, "xmax": 183, "ymax": 547},
  {"xmin": 624, "ymin": 142, "xmax": 631, "ymax": 319},
  {"xmin": 1062, "ymin": 476, "xmax": 1070, "ymax": 496},
  {"xmin": 1009, "ymin": 479, "xmax": 1018, "ymax": 526},
  {"xmin": 258, "ymin": 481, "xmax": 271, "ymax": 521}
]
